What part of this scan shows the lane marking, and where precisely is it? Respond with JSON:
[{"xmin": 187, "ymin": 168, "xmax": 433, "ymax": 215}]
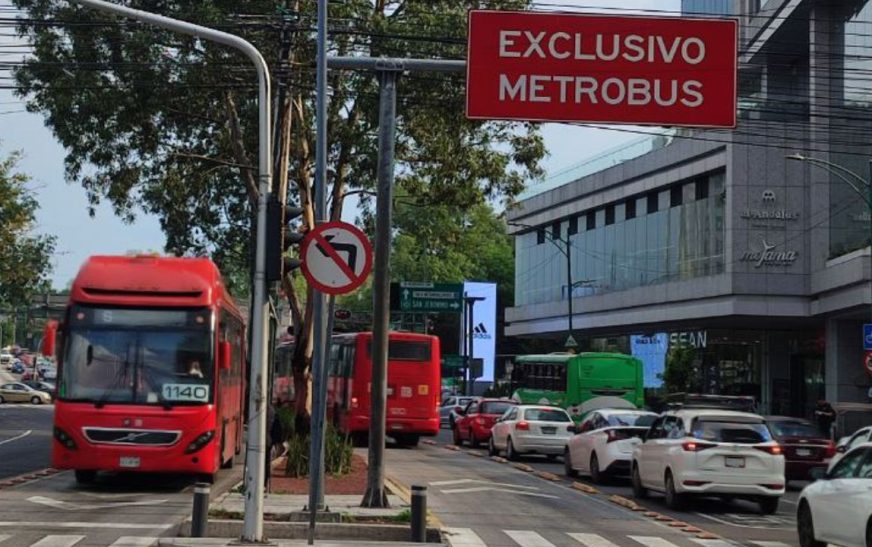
[
  {"xmin": 568, "ymin": 533, "xmax": 620, "ymax": 547},
  {"xmin": 109, "ymin": 537, "xmax": 159, "ymax": 547},
  {"xmin": 0, "ymin": 523, "xmax": 174, "ymax": 530},
  {"xmin": 690, "ymin": 539, "xmax": 741, "ymax": 547},
  {"xmin": 628, "ymin": 537, "xmax": 682, "ymax": 547},
  {"xmin": 694, "ymin": 512, "xmax": 791, "ymax": 530},
  {"xmin": 439, "ymin": 486, "xmax": 559, "ymax": 499},
  {"xmin": 0, "ymin": 535, "xmax": 9, "ymax": 544},
  {"xmin": 30, "ymin": 536, "xmax": 85, "ymax": 547},
  {"xmin": 0, "ymin": 430, "xmax": 32, "ymax": 446},
  {"xmin": 747, "ymin": 543, "xmax": 794, "ymax": 547},
  {"xmin": 430, "ymin": 478, "xmax": 540, "ymax": 490},
  {"xmin": 505, "ymin": 530, "xmax": 556, "ymax": 547},
  {"xmin": 27, "ymin": 496, "xmax": 168, "ymax": 511},
  {"xmin": 444, "ymin": 527, "xmax": 487, "ymax": 547}
]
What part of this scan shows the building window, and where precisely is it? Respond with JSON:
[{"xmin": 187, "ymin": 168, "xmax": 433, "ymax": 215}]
[
  {"xmin": 551, "ymin": 221, "xmax": 560, "ymax": 240},
  {"xmin": 626, "ymin": 199, "xmax": 636, "ymax": 220},
  {"xmin": 647, "ymin": 193, "xmax": 658, "ymax": 214},
  {"xmin": 536, "ymin": 228, "xmax": 545, "ymax": 245},
  {"xmin": 696, "ymin": 178, "xmax": 709, "ymax": 200},
  {"xmin": 605, "ymin": 205, "xmax": 615, "ymax": 225},
  {"xmin": 670, "ymin": 186, "xmax": 683, "ymax": 207},
  {"xmin": 586, "ymin": 212, "xmax": 596, "ymax": 231},
  {"xmin": 568, "ymin": 216, "xmax": 578, "ymax": 235}
]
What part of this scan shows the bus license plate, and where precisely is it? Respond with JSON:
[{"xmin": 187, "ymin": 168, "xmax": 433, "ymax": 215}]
[
  {"xmin": 119, "ymin": 456, "xmax": 140, "ymax": 468},
  {"xmin": 725, "ymin": 456, "xmax": 745, "ymax": 468}
]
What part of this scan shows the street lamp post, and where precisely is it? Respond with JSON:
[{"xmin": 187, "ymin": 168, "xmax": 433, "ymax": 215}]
[{"xmin": 786, "ymin": 154, "xmax": 872, "ymax": 330}]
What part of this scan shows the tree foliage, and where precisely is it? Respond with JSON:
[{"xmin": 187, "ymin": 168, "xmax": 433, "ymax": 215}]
[
  {"xmin": 659, "ymin": 346, "xmax": 699, "ymax": 395},
  {"xmin": 0, "ymin": 148, "xmax": 56, "ymax": 308},
  {"xmin": 13, "ymin": 0, "xmax": 546, "ymax": 422}
]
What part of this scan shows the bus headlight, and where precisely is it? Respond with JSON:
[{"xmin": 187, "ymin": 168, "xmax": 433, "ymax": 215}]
[
  {"xmin": 184, "ymin": 431, "xmax": 214, "ymax": 454},
  {"xmin": 53, "ymin": 427, "xmax": 77, "ymax": 450}
]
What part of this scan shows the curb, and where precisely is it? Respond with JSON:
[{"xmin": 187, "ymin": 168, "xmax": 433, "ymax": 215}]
[
  {"xmin": 533, "ymin": 471, "xmax": 560, "ymax": 482},
  {"xmin": 0, "ymin": 467, "xmax": 62, "ymax": 490},
  {"xmin": 511, "ymin": 463, "xmax": 534, "ymax": 472},
  {"xmin": 177, "ymin": 519, "xmax": 442, "ymax": 543},
  {"xmin": 571, "ymin": 482, "xmax": 599, "ymax": 495}
]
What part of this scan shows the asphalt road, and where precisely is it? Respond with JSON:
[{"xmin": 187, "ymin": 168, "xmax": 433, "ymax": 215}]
[
  {"xmin": 434, "ymin": 427, "xmax": 801, "ymax": 546},
  {"xmin": 0, "ymin": 371, "xmax": 54, "ymax": 480}
]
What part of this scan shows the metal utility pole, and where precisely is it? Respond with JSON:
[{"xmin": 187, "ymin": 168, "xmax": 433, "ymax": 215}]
[
  {"xmin": 463, "ymin": 295, "xmax": 484, "ymax": 396},
  {"xmin": 307, "ymin": 0, "xmax": 331, "ymax": 541},
  {"xmin": 68, "ymin": 1, "xmax": 272, "ymax": 542}
]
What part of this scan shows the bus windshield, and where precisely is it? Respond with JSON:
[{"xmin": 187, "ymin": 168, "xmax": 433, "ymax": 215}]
[{"xmin": 61, "ymin": 306, "xmax": 213, "ymax": 406}]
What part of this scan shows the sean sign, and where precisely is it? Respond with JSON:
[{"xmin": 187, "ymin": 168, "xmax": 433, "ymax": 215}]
[{"xmin": 466, "ymin": 10, "xmax": 738, "ymax": 128}]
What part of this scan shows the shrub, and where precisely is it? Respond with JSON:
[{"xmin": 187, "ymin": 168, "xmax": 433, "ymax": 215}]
[{"xmin": 283, "ymin": 424, "xmax": 353, "ymax": 478}]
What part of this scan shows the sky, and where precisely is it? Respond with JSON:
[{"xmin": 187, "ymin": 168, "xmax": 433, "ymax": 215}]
[{"xmin": 0, "ymin": 0, "xmax": 680, "ymax": 288}]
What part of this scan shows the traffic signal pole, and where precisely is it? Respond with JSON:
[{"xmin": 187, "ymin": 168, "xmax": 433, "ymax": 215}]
[{"xmin": 67, "ymin": 1, "xmax": 273, "ymax": 542}]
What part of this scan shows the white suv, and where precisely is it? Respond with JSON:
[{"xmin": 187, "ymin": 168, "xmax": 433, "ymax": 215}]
[{"xmin": 631, "ymin": 409, "xmax": 785, "ymax": 514}]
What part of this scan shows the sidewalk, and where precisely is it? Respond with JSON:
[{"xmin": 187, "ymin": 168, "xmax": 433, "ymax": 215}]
[{"xmin": 162, "ymin": 540, "xmax": 435, "ymax": 546}]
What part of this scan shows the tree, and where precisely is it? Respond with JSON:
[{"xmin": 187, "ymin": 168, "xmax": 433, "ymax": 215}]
[
  {"xmin": 659, "ymin": 346, "xmax": 699, "ymax": 395},
  {"xmin": 12, "ymin": 0, "xmax": 545, "ymax": 429},
  {"xmin": 0, "ymin": 147, "xmax": 56, "ymax": 310}
]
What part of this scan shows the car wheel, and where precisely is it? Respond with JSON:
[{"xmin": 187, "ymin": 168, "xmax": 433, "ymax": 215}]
[
  {"xmin": 488, "ymin": 437, "xmax": 497, "ymax": 457},
  {"xmin": 564, "ymin": 448, "xmax": 577, "ymax": 478},
  {"xmin": 30, "ymin": 396, "xmax": 41, "ymax": 405},
  {"xmin": 452, "ymin": 426, "xmax": 462, "ymax": 447},
  {"xmin": 759, "ymin": 496, "xmax": 779, "ymax": 515},
  {"xmin": 631, "ymin": 464, "xmax": 647, "ymax": 499},
  {"xmin": 589, "ymin": 453, "xmax": 603, "ymax": 484},
  {"xmin": 506, "ymin": 437, "xmax": 518, "ymax": 461},
  {"xmin": 798, "ymin": 502, "xmax": 825, "ymax": 547},
  {"xmin": 75, "ymin": 470, "xmax": 97, "ymax": 484},
  {"xmin": 664, "ymin": 471, "xmax": 684, "ymax": 509}
]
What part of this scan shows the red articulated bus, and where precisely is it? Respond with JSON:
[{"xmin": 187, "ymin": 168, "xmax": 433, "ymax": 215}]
[
  {"xmin": 326, "ymin": 331, "xmax": 441, "ymax": 447},
  {"xmin": 48, "ymin": 256, "xmax": 246, "ymax": 484}
]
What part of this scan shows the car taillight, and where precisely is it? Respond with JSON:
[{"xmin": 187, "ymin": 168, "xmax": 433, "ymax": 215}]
[
  {"xmin": 824, "ymin": 441, "xmax": 837, "ymax": 458},
  {"xmin": 184, "ymin": 431, "xmax": 214, "ymax": 454},
  {"xmin": 516, "ymin": 421, "xmax": 530, "ymax": 431},
  {"xmin": 682, "ymin": 441, "xmax": 715, "ymax": 452},
  {"xmin": 605, "ymin": 430, "xmax": 628, "ymax": 443},
  {"xmin": 754, "ymin": 444, "xmax": 782, "ymax": 455},
  {"xmin": 53, "ymin": 427, "xmax": 77, "ymax": 450},
  {"xmin": 351, "ymin": 397, "xmax": 359, "ymax": 408}
]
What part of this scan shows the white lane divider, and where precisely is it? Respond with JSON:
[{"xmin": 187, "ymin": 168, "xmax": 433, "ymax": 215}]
[
  {"xmin": 506, "ymin": 530, "xmax": 556, "ymax": 547},
  {"xmin": 445, "ymin": 527, "xmax": 487, "ymax": 547},
  {"xmin": 0, "ymin": 430, "xmax": 32, "ymax": 446},
  {"xmin": 29, "ymin": 536, "xmax": 85, "ymax": 547},
  {"xmin": 567, "ymin": 533, "xmax": 620, "ymax": 547},
  {"xmin": 629, "ymin": 537, "xmax": 682, "ymax": 547},
  {"xmin": 747, "ymin": 542, "xmax": 796, "ymax": 547},
  {"xmin": 691, "ymin": 538, "xmax": 742, "ymax": 547}
]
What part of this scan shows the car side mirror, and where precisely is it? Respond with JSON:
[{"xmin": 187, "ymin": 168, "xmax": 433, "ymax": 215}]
[
  {"xmin": 456, "ymin": 408, "xmax": 465, "ymax": 416},
  {"xmin": 219, "ymin": 341, "xmax": 232, "ymax": 371},
  {"xmin": 809, "ymin": 467, "xmax": 828, "ymax": 481}
]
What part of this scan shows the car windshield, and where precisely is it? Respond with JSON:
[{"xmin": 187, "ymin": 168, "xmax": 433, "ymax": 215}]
[
  {"xmin": 60, "ymin": 306, "xmax": 213, "ymax": 405},
  {"xmin": 691, "ymin": 419, "xmax": 773, "ymax": 444},
  {"xmin": 607, "ymin": 413, "xmax": 657, "ymax": 427},
  {"xmin": 481, "ymin": 401, "xmax": 515, "ymax": 415},
  {"xmin": 767, "ymin": 420, "xmax": 824, "ymax": 438},
  {"xmin": 524, "ymin": 408, "xmax": 571, "ymax": 422}
]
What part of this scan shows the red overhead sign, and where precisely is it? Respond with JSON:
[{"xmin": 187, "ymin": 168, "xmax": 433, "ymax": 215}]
[{"xmin": 466, "ymin": 10, "xmax": 738, "ymax": 128}]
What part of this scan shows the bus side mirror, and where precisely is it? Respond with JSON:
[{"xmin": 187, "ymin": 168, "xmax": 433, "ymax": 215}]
[
  {"xmin": 42, "ymin": 321, "xmax": 58, "ymax": 358},
  {"xmin": 219, "ymin": 341, "xmax": 232, "ymax": 371}
]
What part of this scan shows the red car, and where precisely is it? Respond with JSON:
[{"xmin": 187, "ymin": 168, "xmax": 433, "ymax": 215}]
[
  {"xmin": 453, "ymin": 398, "xmax": 516, "ymax": 448},
  {"xmin": 765, "ymin": 416, "xmax": 835, "ymax": 482}
]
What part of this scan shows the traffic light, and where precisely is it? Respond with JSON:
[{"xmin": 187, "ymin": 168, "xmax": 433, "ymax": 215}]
[{"xmin": 266, "ymin": 197, "xmax": 305, "ymax": 282}]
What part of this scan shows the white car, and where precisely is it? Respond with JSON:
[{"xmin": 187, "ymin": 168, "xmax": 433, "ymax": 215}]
[
  {"xmin": 829, "ymin": 426, "xmax": 872, "ymax": 471},
  {"xmin": 565, "ymin": 409, "xmax": 658, "ymax": 483},
  {"xmin": 797, "ymin": 442, "xmax": 872, "ymax": 547},
  {"xmin": 489, "ymin": 405, "xmax": 574, "ymax": 460},
  {"xmin": 631, "ymin": 409, "xmax": 785, "ymax": 514}
]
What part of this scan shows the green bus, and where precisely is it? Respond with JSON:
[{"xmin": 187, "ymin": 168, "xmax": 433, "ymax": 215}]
[{"xmin": 509, "ymin": 353, "xmax": 645, "ymax": 421}]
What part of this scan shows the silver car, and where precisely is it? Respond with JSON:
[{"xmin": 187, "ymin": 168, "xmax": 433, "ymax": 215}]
[{"xmin": 440, "ymin": 396, "xmax": 476, "ymax": 428}]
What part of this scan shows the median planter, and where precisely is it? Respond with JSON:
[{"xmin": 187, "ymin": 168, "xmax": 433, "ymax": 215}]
[{"xmin": 178, "ymin": 519, "xmax": 443, "ymax": 542}]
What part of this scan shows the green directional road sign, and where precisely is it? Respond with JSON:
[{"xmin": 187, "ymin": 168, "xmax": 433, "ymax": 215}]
[
  {"xmin": 441, "ymin": 354, "xmax": 465, "ymax": 369},
  {"xmin": 392, "ymin": 281, "xmax": 463, "ymax": 313}
]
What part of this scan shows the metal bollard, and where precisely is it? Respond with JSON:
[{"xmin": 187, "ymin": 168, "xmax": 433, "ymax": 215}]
[
  {"xmin": 410, "ymin": 484, "xmax": 427, "ymax": 543},
  {"xmin": 191, "ymin": 481, "xmax": 210, "ymax": 537}
]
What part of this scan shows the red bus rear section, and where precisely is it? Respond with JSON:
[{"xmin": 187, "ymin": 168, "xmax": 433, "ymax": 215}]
[
  {"xmin": 327, "ymin": 332, "xmax": 441, "ymax": 446},
  {"xmin": 51, "ymin": 256, "xmax": 246, "ymax": 483}
]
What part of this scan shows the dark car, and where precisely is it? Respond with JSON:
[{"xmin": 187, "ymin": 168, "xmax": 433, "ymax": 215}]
[
  {"xmin": 765, "ymin": 416, "xmax": 835, "ymax": 482},
  {"xmin": 453, "ymin": 398, "xmax": 517, "ymax": 448},
  {"xmin": 10, "ymin": 362, "xmax": 25, "ymax": 374}
]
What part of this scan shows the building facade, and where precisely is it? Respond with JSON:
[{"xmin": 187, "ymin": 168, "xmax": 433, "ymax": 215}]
[{"xmin": 507, "ymin": 0, "xmax": 872, "ymax": 422}]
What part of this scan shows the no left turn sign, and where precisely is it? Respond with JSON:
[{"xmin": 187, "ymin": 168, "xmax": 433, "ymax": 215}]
[{"xmin": 301, "ymin": 221, "xmax": 373, "ymax": 295}]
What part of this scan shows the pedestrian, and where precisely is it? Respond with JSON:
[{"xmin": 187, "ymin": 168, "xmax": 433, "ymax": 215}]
[{"xmin": 814, "ymin": 399, "xmax": 836, "ymax": 440}]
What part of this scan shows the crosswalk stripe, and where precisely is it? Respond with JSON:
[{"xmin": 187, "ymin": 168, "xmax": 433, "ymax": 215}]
[
  {"xmin": 30, "ymin": 536, "xmax": 85, "ymax": 547},
  {"xmin": 690, "ymin": 539, "xmax": 740, "ymax": 547},
  {"xmin": 629, "ymin": 537, "xmax": 682, "ymax": 547},
  {"xmin": 109, "ymin": 538, "xmax": 158, "ymax": 547},
  {"xmin": 506, "ymin": 530, "xmax": 556, "ymax": 547},
  {"xmin": 567, "ymin": 533, "xmax": 620, "ymax": 547},
  {"xmin": 0, "ymin": 535, "xmax": 9, "ymax": 544},
  {"xmin": 445, "ymin": 527, "xmax": 487, "ymax": 547},
  {"xmin": 748, "ymin": 543, "xmax": 793, "ymax": 547}
]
